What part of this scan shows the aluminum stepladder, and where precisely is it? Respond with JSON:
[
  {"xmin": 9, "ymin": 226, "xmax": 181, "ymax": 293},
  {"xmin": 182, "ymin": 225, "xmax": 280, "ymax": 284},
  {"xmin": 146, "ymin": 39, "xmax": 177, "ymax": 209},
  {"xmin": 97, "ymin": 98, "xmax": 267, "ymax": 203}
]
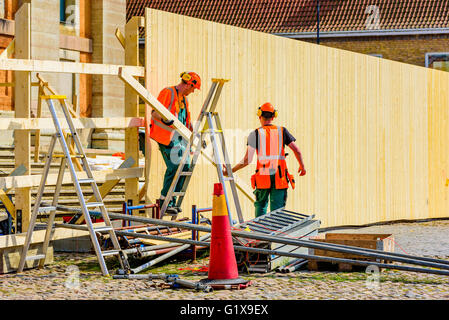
[
  {"xmin": 160, "ymin": 79, "xmax": 244, "ymax": 225},
  {"xmin": 17, "ymin": 95, "xmax": 130, "ymax": 276}
]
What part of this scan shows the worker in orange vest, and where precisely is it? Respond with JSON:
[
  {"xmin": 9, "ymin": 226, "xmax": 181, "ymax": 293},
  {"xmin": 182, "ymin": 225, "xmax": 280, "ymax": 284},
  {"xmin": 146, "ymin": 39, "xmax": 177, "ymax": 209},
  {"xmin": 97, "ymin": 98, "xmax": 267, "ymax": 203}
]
[
  {"xmin": 223, "ymin": 103, "xmax": 306, "ymax": 217},
  {"xmin": 150, "ymin": 71, "xmax": 201, "ymax": 214}
]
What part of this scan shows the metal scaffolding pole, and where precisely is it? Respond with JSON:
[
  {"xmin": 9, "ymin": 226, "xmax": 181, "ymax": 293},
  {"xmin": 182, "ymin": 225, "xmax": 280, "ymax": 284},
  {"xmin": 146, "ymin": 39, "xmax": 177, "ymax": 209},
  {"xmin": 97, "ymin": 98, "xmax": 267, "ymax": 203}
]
[
  {"xmin": 108, "ymin": 213, "xmax": 449, "ymax": 272},
  {"xmin": 114, "ymin": 230, "xmax": 449, "ymax": 277}
]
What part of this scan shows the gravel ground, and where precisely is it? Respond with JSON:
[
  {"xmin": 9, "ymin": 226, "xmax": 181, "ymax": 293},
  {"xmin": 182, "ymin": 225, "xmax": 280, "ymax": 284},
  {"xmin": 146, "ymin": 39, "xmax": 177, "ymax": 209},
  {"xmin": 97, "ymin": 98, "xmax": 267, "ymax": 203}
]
[{"xmin": 1, "ymin": 219, "xmax": 449, "ymax": 301}]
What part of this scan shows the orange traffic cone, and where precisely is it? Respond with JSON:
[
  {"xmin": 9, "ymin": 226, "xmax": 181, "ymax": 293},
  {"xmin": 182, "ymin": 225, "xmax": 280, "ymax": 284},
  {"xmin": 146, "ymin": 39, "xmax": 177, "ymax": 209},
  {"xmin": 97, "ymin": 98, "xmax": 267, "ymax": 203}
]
[{"xmin": 200, "ymin": 183, "xmax": 250, "ymax": 289}]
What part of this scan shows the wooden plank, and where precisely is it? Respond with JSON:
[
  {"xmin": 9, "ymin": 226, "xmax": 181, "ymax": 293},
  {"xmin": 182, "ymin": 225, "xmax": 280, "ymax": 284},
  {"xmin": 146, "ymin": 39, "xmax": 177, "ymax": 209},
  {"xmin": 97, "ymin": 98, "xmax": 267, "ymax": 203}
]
[
  {"xmin": 124, "ymin": 17, "xmax": 141, "ymax": 212},
  {"xmin": 324, "ymin": 233, "xmax": 392, "ymax": 241},
  {"xmin": 0, "ymin": 117, "xmax": 144, "ymax": 130},
  {"xmin": 310, "ymin": 239, "xmax": 379, "ymax": 260},
  {"xmin": 14, "ymin": 3, "xmax": 32, "ymax": 232},
  {"xmin": 59, "ymin": 34, "xmax": 92, "ymax": 53},
  {"xmin": 115, "ymin": 28, "xmax": 125, "ymax": 49},
  {"xmin": 119, "ymin": 68, "xmax": 191, "ymax": 138},
  {"xmin": 0, "ymin": 58, "xmax": 145, "ymax": 77},
  {"xmin": 33, "ymin": 84, "xmax": 44, "ymax": 163},
  {"xmin": 119, "ymin": 68, "xmax": 256, "ymax": 202},
  {"xmin": 0, "ymin": 244, "xmax": 53, "ymax": 274},
  {"xmin": 0, "ymin": 167, "xmax": 143, "ymax": 190},
  {"xmin": 0, "ymin": 222, "xmax": 108, "ymax": 249},
  {"xmin": 144, "ymin": 10, "xmax": 153, "ymax": 206}
]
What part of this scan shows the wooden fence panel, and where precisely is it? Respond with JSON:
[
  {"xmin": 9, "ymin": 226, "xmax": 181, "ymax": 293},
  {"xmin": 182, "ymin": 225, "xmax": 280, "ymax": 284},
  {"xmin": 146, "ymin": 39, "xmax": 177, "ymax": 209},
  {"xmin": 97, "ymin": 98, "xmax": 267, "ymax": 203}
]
[{"xmin": 144, "ymin": 9, "xmax": 449, "ymax": 227}]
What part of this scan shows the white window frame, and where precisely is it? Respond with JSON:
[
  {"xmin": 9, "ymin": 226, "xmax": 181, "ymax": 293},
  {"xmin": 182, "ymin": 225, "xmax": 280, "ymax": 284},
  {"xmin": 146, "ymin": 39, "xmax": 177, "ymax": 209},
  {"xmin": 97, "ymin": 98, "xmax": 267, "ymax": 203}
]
[{"xmin": 425, "ymin": 52, "xmax": 449, "ymax": 68}]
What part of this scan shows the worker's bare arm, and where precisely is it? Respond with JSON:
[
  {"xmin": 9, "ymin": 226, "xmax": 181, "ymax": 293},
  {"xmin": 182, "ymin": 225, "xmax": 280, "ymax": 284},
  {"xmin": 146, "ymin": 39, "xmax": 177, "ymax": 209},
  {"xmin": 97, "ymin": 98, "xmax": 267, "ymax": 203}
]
[
  {"xmin": 288, "ymin": 141, "xmax": 306, "ymax": 176},
  {"xmin": 223, "ymin": 146, "xmax": 256, "ymax": 176}
]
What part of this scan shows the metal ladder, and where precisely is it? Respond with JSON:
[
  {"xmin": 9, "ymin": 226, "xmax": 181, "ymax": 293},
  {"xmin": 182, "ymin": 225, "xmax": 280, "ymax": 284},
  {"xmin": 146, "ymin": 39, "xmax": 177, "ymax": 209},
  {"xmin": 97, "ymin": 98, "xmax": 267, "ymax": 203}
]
[
  {"xmin": 17, "ymin": 95, "xmax": 130, "ymax": 276},
  {"xmin": 160, "ymin": 79, "xmax": 244, "ymax": 225}
]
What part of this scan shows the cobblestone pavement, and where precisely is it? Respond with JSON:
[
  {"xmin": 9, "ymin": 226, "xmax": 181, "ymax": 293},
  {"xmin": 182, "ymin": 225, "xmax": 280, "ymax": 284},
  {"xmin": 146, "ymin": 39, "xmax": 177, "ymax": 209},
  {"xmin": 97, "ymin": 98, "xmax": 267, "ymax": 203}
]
[{"xmin": 1, "ymin": 220, "xmax": 449, "ymax": 300}]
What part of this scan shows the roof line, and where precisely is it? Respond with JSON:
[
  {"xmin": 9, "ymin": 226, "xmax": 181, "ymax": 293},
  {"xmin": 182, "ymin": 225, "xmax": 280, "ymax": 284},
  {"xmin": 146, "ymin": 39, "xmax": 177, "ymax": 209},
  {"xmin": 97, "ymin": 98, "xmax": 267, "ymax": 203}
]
[{"xmin": 273, "ymin": 28, "xmax": 449, "ymax": 39}]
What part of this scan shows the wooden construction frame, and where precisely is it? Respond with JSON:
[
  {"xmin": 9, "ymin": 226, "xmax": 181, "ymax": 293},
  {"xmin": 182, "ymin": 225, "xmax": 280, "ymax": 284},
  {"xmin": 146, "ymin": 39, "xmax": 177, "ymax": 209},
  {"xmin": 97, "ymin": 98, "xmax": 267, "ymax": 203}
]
[{"xmin": 0, "ymin": 4, "xmax": 147, "ymax": 241}]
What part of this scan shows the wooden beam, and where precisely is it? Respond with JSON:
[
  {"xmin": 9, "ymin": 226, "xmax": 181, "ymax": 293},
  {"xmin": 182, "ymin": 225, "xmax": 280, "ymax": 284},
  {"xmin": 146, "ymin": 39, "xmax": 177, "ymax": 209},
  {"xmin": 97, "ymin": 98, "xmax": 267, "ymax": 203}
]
[
  {"xmin": 119, "ymin": 69, "xmax": 191, "ymax": 138},
  {"xmin": 0, "ymin": 167, "xmax": 143, "ymax": 190},
  {"xmin": 0, "ymin": 117, "xmax": 144, "ymax": 130},
  {"xmin": 124, "ymin": 17, "xmax": 141, "ymax": 213},
  {"xmin": 0, "ymin": 223, "xmax": 107, "ymax": 249},
  {"xmin": 0, "ymin": 58, "xmax": 144, "ymax": 77},
  {"xmin": 14, "ymin": 3, "xmax": 32, "ymax": 232},
  {"xmin": 115, "ymin": 28, "xmax": 125, "ymax": 49},
  {"xmin": 144, "ymin": 11, "xmax": 152, "ymax": 206},
  {"xmin": 33, "ymin": 84, "xmax": 44, "ymax": 163},
  {"xmin": 59, "ymin": 34, "xmax": 92, "ymax": 53},
  {"xmin": 119, "ymin": 69, "xmax": 256, "ymax": 202}
]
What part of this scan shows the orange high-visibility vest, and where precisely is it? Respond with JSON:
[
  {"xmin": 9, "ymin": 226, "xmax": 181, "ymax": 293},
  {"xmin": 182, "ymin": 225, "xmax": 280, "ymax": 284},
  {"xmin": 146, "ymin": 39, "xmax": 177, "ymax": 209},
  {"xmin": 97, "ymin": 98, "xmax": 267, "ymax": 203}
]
[
  {"xmin": 252, "ymin": 125, "xmax": 290, "ymax": 189},
  {"xmin": 150, "ymin": 86, "xmax": 191, "ymax": 146}
]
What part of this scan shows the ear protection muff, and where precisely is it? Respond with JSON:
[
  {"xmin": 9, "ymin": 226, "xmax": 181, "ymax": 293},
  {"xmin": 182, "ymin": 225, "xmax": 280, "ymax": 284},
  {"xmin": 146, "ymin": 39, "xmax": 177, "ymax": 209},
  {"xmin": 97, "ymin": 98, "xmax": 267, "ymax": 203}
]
[
  {"xmin": 257, "ymin": 107, "xmax": 278, "ymax": 118},
  {"xmin": 180, "ymin": 72, "xmax": 192, "ymax": 82}
]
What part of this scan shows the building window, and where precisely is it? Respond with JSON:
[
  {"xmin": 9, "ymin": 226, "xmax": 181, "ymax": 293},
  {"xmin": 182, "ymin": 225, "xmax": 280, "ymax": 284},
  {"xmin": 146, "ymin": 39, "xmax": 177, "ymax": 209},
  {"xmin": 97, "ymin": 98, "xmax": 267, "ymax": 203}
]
[
  {"xmin": 425, "ymin": 53, "xmax": 449, "ymax": 72},
  {"xmin": 60, "ymin": 0, "xmax": 65, "ymax": 23}
]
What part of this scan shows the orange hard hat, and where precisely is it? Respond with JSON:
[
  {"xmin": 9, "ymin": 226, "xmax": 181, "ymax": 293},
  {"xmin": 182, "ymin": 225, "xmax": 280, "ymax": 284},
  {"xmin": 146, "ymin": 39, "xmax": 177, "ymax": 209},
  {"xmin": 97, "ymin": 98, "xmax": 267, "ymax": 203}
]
[
  {"xmin": 257, "ymin": 102, "xmax": 278, "ymax": 118},
  {"xmin": 180, "ymin": 71, "xmax": 201, "ymax": 90}
]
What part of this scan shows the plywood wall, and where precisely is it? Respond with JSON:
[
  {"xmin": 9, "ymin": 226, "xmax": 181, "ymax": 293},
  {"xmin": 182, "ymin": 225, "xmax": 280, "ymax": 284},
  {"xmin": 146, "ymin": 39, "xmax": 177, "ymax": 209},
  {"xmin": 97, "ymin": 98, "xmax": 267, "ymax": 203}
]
[{"xmin": 144, "ymin": 8, "xmax": 449, "ymax": 228}]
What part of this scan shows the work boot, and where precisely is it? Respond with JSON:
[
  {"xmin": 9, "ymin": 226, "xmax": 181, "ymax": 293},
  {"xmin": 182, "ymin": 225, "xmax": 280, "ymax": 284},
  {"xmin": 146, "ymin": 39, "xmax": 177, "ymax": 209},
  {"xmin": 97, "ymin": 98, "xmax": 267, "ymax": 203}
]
[
  {"xmin": 159, "ymin": 198, "xmax": 177, "ymax": 215},
  {"xmin": 165, "ymin": 207, "xmax": 179, "ymax": 216}
]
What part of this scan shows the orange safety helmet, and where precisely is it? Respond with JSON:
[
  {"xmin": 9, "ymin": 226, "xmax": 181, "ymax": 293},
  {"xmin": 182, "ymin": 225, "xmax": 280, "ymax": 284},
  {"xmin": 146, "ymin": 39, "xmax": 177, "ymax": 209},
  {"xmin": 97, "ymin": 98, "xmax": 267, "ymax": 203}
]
[
  {"xmin": 180, "ymin": 71, "xmax": 201, "ymax": 90},
  {"xmin": 257, "ymin": 102, "xmax": 278, "ymax": 118}
]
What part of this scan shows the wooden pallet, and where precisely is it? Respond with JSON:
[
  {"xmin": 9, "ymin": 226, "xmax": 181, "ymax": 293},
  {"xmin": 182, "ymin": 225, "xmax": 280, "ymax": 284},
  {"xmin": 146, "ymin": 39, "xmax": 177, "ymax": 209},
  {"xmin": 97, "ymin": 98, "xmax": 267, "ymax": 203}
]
[{"xmin": 308, "ymin": 233, "xmax": 395, "ymax": 272}]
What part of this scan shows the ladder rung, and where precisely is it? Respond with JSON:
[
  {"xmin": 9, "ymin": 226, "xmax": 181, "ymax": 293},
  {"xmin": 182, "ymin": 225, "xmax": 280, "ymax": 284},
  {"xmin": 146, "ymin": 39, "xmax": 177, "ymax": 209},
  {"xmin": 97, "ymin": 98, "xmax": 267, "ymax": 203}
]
[
  {"xmin": 172, "ymin": 192, "xmax": 186, "ymax": 197},
  {"xmin": 41, "ymin": 95, "xmax": 67, "ymax": 100},
  {"xmin": 85, "ymin": 202, "xmax": 104, "ymax": 208},
  {"xmin": 78, "ymin": 178, "xmax": 95, "ymax": 184},
  {"xmin": 38, "ymin": 206, "xmax": 56, "ymax": 213},
  {"xmin": 52, "ymin": 154, "xmax": 85, "ymax": 159},
  {"xmin": 94, "ymin": 226, "xmax": 114, "ymax": 233},
  {"xmin": 180, "ymin": 172, "xmax": 193, "ymax": 176},
  {"xmin": 25, "ymin": 254, "xmax": 46, "ymax": 261},
  {"xmin": 223, "ymin": 177, "xmax": 234, "ymax": 182},
  {"xmin": 102, "ymin": 250, "xmax": 120, "ymax": 257}
]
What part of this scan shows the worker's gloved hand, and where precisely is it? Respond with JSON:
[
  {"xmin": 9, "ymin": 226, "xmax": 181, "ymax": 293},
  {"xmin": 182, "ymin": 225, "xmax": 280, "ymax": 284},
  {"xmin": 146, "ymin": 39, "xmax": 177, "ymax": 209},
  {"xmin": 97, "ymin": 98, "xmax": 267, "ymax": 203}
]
[
  {"xmin": 298, "ymin": 165, "xmax": 306, "ymax": 176},
  {"xmin": 162, "ymin": 118, "xmax": 175, "ymax": 126}
]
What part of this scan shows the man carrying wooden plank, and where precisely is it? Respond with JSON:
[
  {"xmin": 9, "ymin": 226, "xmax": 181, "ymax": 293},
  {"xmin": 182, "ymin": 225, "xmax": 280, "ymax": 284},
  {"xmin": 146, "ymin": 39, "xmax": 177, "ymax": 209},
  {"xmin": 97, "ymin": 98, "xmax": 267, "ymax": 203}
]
[
  {"xmin": 223, "ymin": 103, "xmax": 306, "ymax": 217},
  {"xmin": 150, "ymin": 72, "xmax": 201, "ymax": 214}
]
